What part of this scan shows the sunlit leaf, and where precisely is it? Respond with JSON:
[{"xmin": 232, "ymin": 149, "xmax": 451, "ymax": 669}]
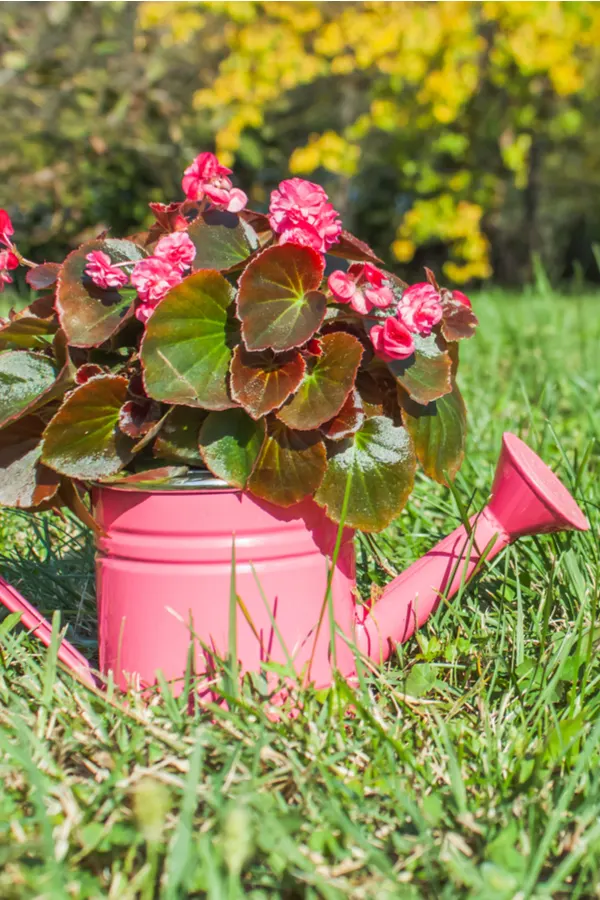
[
  {"xmin": 118, "ymin": 398, "xmax": 162, "ymax": 438},
  {"xmin": 41, "ymin": 375, "xmax": 135, "ymax": 479},
  {"xmin": 328, "ymin": 229, "xmax": 383, "ymax": 263},
  {"xmin": 440, "ymin": 291, "xmax": 479, "ymax": 341},
  {"xmin": 98, "ymin": 465, "xmax": 189, "ymax": 486},
  {"xmin": 0, "ymin": 350, "xmax": 63, "ymax": 428},
  {"xmin": 141, "ymin": 270, "xmax": 237, "ymax": 410},
  {"xmin": 248, "ymin": 418, "xmax": 327, "ymax": 506},
  {"xmin": 320, "ymin": 389, "xmax": 365, "ymax": 441},
  {"xmin": 199, "ymin": 408, "xmax": 265, "ymax": 489},
  {"xmin": 153, "ymin": 407, "xmax": 206, "ymax": 465},
  {"xmin": 56, "ymin": 238, "xmax": 143, "ymax": 347},
  {"xmin": 387, "ymin": 333, "xmax": 452, "ymax": 405},
  {"xmin": 237, "ymin": 244, "xmax": 326, "ymax": 351},
  {"xmin": 230, "ymin": 345, "xmax": 306, "ymax": 419},
  {"xmin": 402, "ymin": 379, "xmax": 467, "ymax": 483},
  {"xmin": 188, "ymin": 210, "xmax": 259, "ymax": 271},
  {"xmin": 315, "ymin": 416, "xmax": 416, "ymax": 532},
  {"xmin": 25, "ymin": 262, "xmax": 61, "ymax": 291},
  {"xmin": 277, "ymin": 331, "xmax": 363, "ymax": 430},
  {"xmin": 0, "ymin": 415, "xmax": 60, "ymax": 509}
]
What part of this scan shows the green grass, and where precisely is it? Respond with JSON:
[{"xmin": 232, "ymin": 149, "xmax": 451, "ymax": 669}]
[{"xmin": 1, "ymin": 289, "xmax": 600, "ymax": 899}]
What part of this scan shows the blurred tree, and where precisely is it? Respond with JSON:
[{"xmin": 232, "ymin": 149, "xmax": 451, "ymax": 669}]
[{"xmin": 1, "ymin": 1, "xmax": 600, "ymax": 285}]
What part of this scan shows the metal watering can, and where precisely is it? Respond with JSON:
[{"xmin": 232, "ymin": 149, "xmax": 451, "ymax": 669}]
[{"xmin": 0, "ymin": 433, "xmax": 588, "ymax": 694}]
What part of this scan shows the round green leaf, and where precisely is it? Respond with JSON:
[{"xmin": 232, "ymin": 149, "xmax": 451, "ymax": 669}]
[
  {"xmin": 154, "ymin": 407, "xmax": 207, "ymax": 465},
  {"xmin": 199, "ymin": 408, "xmax": 265, "ymax": 489},
  {"xmin": 56, "ymin": 239, "xmax": 143, "ymax": 348},
  {"xmin": 188, "ymin": 210, "xmax": 259, "ymax": 271},
  {"xmin": 248, "ymin": 418, "xmax": 327, "ymax": 507},
  {"xmin": 277, "ymin": 332, "xmax": 363, "ymax": 430},
  {"xmin": 387, "ymin": 333, "xmax": 452, "ymax": 405},
  {"xmin": 141, "ymin": 270, "xmax": 237, "ymax": 410},
  {"xmin": 402, "ymin": 379, "xmax": 467, "ymax": 484},
  {"xmin": 41, "ymin": 375, "xmax": 135, "ymax": 479},
  {"xmin": 314, "ymin": 417, "xmax": 416, "ymax": 532},
  {"xmin": 230, "ymin": 345, "xmax": 306, "ymax": 420},
  {"xmin": 0, "ymin": 350, "xmax": 62, "ymax": 428},
  {"xmin": 0, "ymin": 415, "xmax": 60, "ymax": 509},
  {"xmin": 237, "ymin": 245, "xmax": 326, "ymax": 351}
]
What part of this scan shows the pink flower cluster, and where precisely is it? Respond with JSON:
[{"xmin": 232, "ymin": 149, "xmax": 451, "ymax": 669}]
[
  {"xmin": 0, "ymin": 210, "xmax": 18, "ymax": 292},
  {"xmin": 132, "ymin": 232, "xmax": 196, "ymax": 323},
  {"xmin": 396, "ymin": 283, "xmax": 443, "ymax": 336},
  {"xmin": 328, "ymin": 263, "xmax": 394, "ymax": 314},
  {"xmin": 84, "ymin": 232, "xmax": 196, "ymax": 323},
  {"xmin": 182, "ymin": 152, "xmax": 247, "ymax": 213},
  {"xmin": 268, "ymin": 178, "xmax": 341, "ymax": 253}
]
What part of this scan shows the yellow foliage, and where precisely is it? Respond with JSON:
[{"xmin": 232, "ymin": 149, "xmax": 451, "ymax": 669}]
[{"xmin": 138, "ymin": 0, "xmax": 600, "ymax": 283}]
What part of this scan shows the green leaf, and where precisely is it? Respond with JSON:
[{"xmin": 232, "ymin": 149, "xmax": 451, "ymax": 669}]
[
  {"xmin": 230, "ymin": 346, "xmax": 306, "ymax": 419},
  {"xmin": 141, "ymin": 270, "xmax": 237, "ymax": 410},
  {"xmin": 402, "ymin": 379, "xmax": 467, "ymax": 484},
  {"xmin": 0, "ymin": 415, "xmax": 60, "ymax": 509},
  {"xmin": 248, "ymin": 418, "xmax": 327, "ymax": 507},
  {"xmin": 199, "ymin": 408, "xmax": 265, "ymax": 489},
  {"xmin": 320, "ymin": 389, "xmax": 365, "ymax": 441},
  {"xmin": 0, "ymin": 301, "xmax": 58, "ymax": 349},
  {"xmin": 41, "ymin": 375, "xmax": 135, "ymax": 479},
  {"xmin": 188, "ymin": 210, "xmax": 259, "ymax": 271},
  {"xmin": 0, "ymin": 350, "xmax": 62, "ymax": 428},
  {"xmin": 387, "ymin": 332, "xmax": 452, "ymax": 405},
  {"xmin": 56, "ymin": 238, "xmax": 144, "ymax": 347},
  {"xmin": 277, "ymin": 331, "xmax": 363, "ymax": 430},
  {"xmin": 237, "ymin": 245, "xmax": 326, "ymax": 351},
  {"xmin": 153, "ymin": 407, "xmax": 206, "ymax": 465},
  {"xmin": 314, "ymin": 416, "xmax": 416, "ymax": 532}
]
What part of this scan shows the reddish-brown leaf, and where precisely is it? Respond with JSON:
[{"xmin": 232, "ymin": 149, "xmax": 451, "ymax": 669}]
[
  {"xmin": 0, "ymin": 415, "xmax": 60, "ymax": 509},
  {"xmin": 248, "ymin": 418, "xmax": 327, "ymax": 507},
  {"xmin": 118, "ymin": 398, "xmax": 162, "ymax": 439},
  {"xmin": 230, "ymin": 346, "xmax": 306, "ymax": 420},
  {"xmin": 328, "ymin": 230, "xmax": 383, "ymax": 264},
  {"xmin": 440, "ymin": 290, "xmax": 479, "ymax": 341},
  {"xmin": 277, "ymin": 331, "xmax": 363, "ymax": 430},
  {"xmin": 237, "ymin": 244, "xmax": 326, "ymax": 352},
  {"xmin": 320, "ymin": 390, "xmax": 365, "ymax": 441},
  {"xmin": 25, "ymin": 263, "xmax": 61, "ymax": 291}
]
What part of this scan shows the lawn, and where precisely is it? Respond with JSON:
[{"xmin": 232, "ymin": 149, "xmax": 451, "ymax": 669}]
[{"xmin": 0, "ymin": 288, "xmax": 599, "ymax": 899}]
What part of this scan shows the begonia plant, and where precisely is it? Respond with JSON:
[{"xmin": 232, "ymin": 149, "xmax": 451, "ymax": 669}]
[{"xmin": 0, "ymin": 153, "xmax": 478, "ymax": 532}]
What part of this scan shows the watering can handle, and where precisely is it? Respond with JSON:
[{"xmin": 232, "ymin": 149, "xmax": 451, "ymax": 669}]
[{"xmin": 0, "ymin": 575, "xmax": 97, "ymax": 688}]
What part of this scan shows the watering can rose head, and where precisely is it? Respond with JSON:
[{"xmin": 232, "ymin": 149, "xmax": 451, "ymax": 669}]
[{"xmin": 0, "ymin": 153, "xmax": 479, "ymax": 532}]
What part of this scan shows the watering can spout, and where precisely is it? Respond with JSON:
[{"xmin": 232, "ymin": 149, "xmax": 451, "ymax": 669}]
[{"xmin": 355, "ymin": 432, "xmax": 589, "ymax": 663}]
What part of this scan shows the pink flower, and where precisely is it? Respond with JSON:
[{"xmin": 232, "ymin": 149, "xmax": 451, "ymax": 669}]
[
  {"xmin": 131, "ymin": 257, "xmax": 182, "ymax": 322},
  {"xmin": 397, "ymin": 283, "xmax": 443, "ymax": 336},
  {"xmin": 154, "ymin": 232, "xmax": 196, "ymax": 273},
  {"xmin": 0, "ymin": 248, "xmax": 18, "ymax": 292},
  {"xmin": 370, "ymin": 316, "xmax": 414, "ymax": 362},
  {"xmin": 181, "ymin": 151, "xmax": 248, "ymax": 212},
  {"xmin": 85, "ymin": 251, "xmax": 129, "ymax": 290},
  {"xmin": 0, "ymin": 210, "xmax": 14, "ymax": 247},
  {"xmin": 451, "ymin": 289, "xmax": 472, "ymax": 308},
  {"xmin": 182, "ymin": 152, "xmax": 231, "ymax": 200},
  {"xmin": 328, "ymin": 263, "xmax": 394, "ymax": 315},
  {"xmin": 268, "ymin": 178, "xmax": 341, "ymax": 253}
]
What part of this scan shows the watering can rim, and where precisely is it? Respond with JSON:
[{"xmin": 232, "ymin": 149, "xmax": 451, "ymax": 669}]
[{"xmin": 499, "ymin": 432, "xmax": 589, "ymax": 532}]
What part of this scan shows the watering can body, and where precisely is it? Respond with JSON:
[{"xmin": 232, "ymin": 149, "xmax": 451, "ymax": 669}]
[{"xmin": 0, "ymin": 434, "xmax": 589, "ymax": 693}]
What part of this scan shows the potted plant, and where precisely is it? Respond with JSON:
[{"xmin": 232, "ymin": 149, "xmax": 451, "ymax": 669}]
[{"xmin": 0, "ymin": 151, "xmax": 486, "ymax": 691}]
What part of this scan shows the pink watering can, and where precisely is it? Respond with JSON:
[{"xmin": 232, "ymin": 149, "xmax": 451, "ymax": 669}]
[{"xmin": 0, "ymin": 433, "xmax": 589, "ymax": 695}]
